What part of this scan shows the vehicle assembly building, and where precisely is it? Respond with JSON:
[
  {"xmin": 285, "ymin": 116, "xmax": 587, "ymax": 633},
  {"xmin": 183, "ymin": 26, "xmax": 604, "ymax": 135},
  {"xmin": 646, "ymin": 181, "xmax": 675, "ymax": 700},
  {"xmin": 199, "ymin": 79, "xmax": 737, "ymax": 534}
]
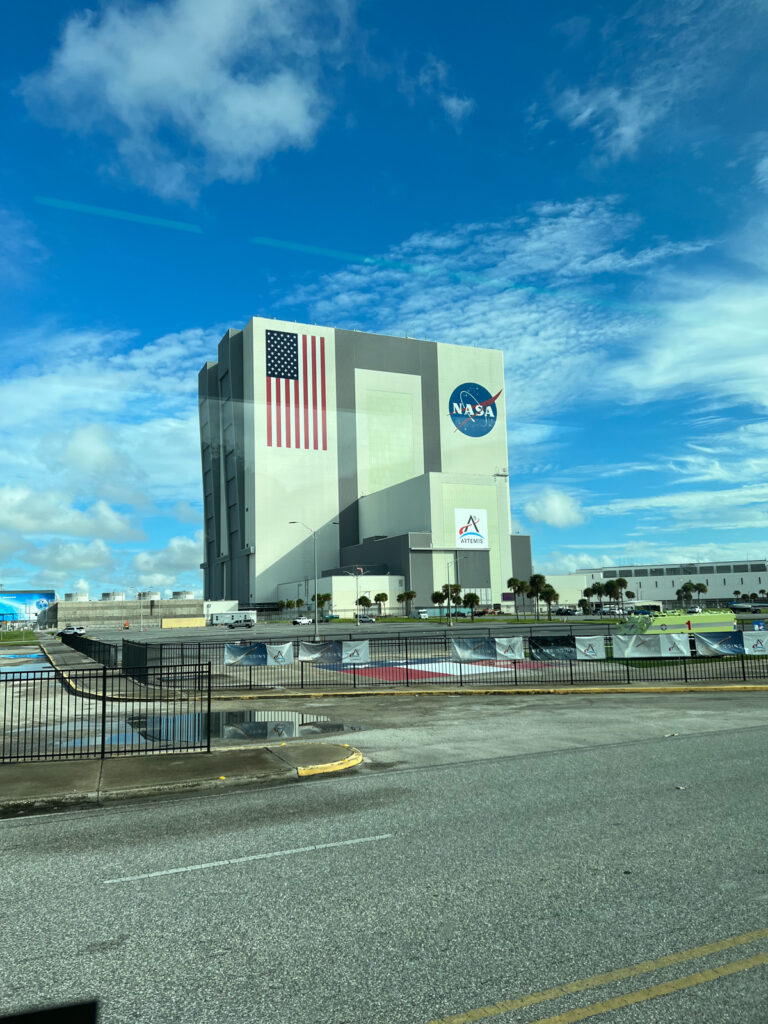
[{"xmin": 199, "ymin": 316, "xmax": 531, "ymax": 609}]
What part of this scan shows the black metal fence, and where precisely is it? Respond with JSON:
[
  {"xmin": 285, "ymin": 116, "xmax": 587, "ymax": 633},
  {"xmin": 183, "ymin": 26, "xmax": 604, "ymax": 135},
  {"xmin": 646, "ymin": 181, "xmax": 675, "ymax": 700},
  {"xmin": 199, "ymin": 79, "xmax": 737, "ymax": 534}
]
[
  {"xmin": 118, "ymin": 634, "xmax": 768, "ymax": 690},
  {"xmin": 1, "ymin": 664, "xmax": 211, "ymax": 762},
  {"xmin": 61, "ymin": 632, "xmax": 121, "ymax": 668}
]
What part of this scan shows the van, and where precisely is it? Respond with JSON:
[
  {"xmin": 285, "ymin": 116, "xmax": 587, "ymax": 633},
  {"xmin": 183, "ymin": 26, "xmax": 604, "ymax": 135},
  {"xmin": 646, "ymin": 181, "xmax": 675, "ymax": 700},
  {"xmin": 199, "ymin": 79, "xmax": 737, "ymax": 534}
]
[{"xmin": 417, "ymin": 610, "xmax": 429, "ymax": 620}]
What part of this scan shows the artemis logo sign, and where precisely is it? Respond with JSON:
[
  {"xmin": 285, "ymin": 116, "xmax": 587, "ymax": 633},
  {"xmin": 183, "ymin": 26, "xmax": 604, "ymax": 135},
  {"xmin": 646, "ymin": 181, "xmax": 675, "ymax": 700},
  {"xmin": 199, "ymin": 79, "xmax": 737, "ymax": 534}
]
[
  {"xmin": 449, "ymin": 383, "xmax": 502, "ymax": 437},
  {"xmin": 455, "ymin": 508, "xmax": 489, "ymax": 549}
]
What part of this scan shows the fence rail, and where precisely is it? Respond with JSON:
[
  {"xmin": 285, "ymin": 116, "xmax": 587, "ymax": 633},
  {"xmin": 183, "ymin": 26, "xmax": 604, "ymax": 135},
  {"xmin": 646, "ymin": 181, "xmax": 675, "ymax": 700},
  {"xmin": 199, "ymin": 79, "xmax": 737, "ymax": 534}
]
[
  {"xmin": 119, "ymin": 634, "xmax": 768, "ymax": 690},
  {"xmin": 1, "ymin": 664, "xmax": 210, "ymax": 762}
]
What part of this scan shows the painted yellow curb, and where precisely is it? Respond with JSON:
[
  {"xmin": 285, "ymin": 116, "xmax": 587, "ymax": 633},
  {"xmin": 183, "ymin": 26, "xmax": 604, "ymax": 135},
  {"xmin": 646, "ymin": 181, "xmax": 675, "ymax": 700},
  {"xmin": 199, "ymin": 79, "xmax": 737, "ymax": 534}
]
[{"xmin": 296, "ymin": 745, "xmax": 364, "ymax": 777}]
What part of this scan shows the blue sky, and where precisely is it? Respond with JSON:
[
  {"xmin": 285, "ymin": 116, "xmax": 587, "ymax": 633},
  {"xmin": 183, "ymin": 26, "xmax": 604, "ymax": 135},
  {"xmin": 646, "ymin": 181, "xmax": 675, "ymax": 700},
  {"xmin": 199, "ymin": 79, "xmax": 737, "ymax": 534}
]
[{"xmin": 2, "ymin": 0, "xmax": 768, "ymax": 596}]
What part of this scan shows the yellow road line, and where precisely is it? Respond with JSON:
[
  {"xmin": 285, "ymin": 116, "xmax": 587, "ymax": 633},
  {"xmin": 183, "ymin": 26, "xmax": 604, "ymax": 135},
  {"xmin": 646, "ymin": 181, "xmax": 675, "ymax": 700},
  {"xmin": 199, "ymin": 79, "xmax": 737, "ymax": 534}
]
[
  {"xmin": 426, "ymin": 926, "xmax": 768, "ymax": 1023},
  {"xmin": 526, "ymin": 950, "xmax": 768, "ymax": 1024}
]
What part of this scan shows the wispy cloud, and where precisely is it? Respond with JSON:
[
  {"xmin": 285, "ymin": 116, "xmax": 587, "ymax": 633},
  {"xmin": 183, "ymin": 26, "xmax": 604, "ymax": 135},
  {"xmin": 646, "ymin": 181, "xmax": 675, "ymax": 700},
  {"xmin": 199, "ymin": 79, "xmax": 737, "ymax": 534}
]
[
  {"xmin": 552, "ymin": 0, "xmax": 768, "ymax": 161},
  {"xmin": 399, "ymin": 55, "xmax": 475, "ymax": 126},
  {"xmin": 292, "ymin": 195, "xmax": 710, "ymax": 420},
  {"xmin": 0, "ymin": 208, "xmax": 45, "ymax": 285},
  {"xmin": 20, "ymin": 0, "xmax": 352, "ymax": 200}
]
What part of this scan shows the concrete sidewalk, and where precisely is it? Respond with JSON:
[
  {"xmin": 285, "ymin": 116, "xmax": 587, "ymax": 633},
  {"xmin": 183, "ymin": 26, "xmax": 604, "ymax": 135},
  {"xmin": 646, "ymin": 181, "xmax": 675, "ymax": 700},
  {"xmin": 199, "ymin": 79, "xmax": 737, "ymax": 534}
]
[{"xmin": 0, "ymin": 741, "xmax": 363, "ymax": 819}]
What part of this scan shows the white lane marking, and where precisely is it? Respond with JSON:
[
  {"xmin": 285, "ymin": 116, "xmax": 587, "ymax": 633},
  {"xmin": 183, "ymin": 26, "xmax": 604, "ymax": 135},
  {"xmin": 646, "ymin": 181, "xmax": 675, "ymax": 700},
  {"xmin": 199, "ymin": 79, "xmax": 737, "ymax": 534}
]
[{"xmin": 103, "ymin": 833, "xmax": 394, "ymax": 884}]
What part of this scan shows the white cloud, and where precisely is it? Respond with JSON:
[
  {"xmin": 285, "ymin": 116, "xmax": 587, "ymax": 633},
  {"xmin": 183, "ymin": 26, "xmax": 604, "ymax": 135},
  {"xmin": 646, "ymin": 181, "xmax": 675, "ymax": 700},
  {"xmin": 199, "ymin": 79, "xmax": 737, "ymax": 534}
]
[
  {"xmin": 0, "ymin": 486, "xmax": 140, "ymax": 540},
  {"xmin": 132, "ymin": 532, "xmax": 203, "ymax": 587},
  {"xmin": 25, "ymin": 539, "xmax": 115, "ymax": 575},
  {"xmin": 20, "ymin": 0, "xmax": 351, "ymax": 199},
  {"xmin": 524, "ymin": 488, "xmax": 585, "ymax": 527},
  {"xmin": 439, "ymin": 94, "xmax": 475, "ymax": 124}
]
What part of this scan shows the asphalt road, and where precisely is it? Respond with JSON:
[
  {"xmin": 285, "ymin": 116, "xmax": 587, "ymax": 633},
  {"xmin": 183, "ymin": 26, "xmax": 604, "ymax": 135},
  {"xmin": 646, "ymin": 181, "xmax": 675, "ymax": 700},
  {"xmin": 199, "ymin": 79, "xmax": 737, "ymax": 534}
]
[
  {"xmin": 2, "ymin": 693, "xmax": 767, "ymax": 1024},
  {"xmin": 70, "ymin": 618, "xmax": 622, "ymax": 646}
]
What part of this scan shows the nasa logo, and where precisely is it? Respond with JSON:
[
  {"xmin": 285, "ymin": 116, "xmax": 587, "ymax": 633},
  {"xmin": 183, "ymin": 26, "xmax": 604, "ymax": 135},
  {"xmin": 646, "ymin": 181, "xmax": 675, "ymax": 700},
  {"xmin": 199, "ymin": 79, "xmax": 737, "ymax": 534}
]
[{"xmin": 449, "ymin": 382, "xmax": 502, "ymax": 437}]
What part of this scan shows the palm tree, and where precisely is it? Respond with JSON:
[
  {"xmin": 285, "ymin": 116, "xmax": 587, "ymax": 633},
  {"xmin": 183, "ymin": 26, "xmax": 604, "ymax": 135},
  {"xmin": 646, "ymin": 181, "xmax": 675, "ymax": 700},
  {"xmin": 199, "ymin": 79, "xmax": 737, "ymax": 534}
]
[
  {"xmin": 431, "ymin": 590, "xmax": 446, "ymax": 618},
  {"xmin": 373, "ymin": 592, "xmax": 388, "ymax": 618},
  {"xmin": 625, "ymin": 590, "xmax": 635, "ymax": 602},
  {"xmin": 694, "ymin": 583, "xmax": 708, "ymax": 604},
  {"xmin": 603, "ymin": 579, "xmax": 620, "ymax": 611},
  {"xmin": 750, "ymin": 592, "xmax": 759, "ymax": 601},
  {"xmin": 578, "ymin": 598, "xmax": 590, "ymax": 614},
  {"xmin": 442, "ymin": 583, "xmax": 462, "ymax": 620},
  {"xmin": 396, "ymin": 592, "xmax": 406, "ymax": 615},
  {"xmin": 404, "ymin": 590, "xmax": 417, "ymax": 617},
  {"xmin": 356, "ymin": 595, "xmax": 372, "ymax": 610},
  {"xmin": 591, "ymin": 581, "xmax": 605, "ymax": 611},
  {"xmin": 311, "ymin": 593, "xmax": 332, "ymax": 620},
  {"xmin": 583, "ymin": 587, "xmax": 594, "ymax": 612},
  {"xmin": 462, "ymin": 592, "xmax": 480, "ymax": 621},
  {"xmin": 615, "ymin": 577, "xmax": 628, "ymax": 612},
  {"xmin": 540, "ymin": 584, "xmax": 559, "ymax": 621},
  {"xmin": 296, "ymin": 597, "xmax": 304, "ymax": 609},
  {"xmin": 528, "ymin": 574, "xmax": 546, "ymax": 621},
  {"xmin": 681, "ymin": 581, "xmax": 695, "ymax": 607},
  {"xmin": 507, "ymin": 577, "xmax": 522, "ymax": 619},
  {"xmin": 286, "ymin": 599, "xmax": 296, "ymax": 610}
]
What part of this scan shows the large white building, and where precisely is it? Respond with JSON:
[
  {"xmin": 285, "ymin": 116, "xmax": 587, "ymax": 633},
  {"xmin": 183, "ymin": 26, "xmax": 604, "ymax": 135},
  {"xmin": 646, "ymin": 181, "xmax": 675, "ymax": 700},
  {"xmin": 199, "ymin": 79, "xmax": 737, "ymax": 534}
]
[
  {"xmin": 547, "ymin": 559, "xmax": 768, "ymax": 608},
  {"xmin": 198, "ymin": 316, "xmax": 531, "ymax": 608}
]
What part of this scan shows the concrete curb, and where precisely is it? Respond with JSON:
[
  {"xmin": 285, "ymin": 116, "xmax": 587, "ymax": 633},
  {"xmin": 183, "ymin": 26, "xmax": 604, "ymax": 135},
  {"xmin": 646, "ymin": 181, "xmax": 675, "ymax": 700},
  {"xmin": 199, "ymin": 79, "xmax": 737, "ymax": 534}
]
[{"xmin": 207, "ymin": 684, "xmax": 768, "ymax": 698}]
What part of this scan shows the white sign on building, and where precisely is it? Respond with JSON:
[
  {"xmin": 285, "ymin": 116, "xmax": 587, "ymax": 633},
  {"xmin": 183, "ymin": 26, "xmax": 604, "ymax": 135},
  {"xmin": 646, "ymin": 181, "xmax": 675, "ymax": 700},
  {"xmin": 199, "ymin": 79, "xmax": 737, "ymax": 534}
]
[{"xmin": 454, "ymin": 509, "xmax": 489, "ymax": 549}]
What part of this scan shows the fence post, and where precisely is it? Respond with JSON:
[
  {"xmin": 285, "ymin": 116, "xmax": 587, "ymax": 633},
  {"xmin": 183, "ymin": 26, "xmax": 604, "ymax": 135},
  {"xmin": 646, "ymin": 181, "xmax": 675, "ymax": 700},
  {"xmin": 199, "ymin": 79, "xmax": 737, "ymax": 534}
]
[
  {"xmin": 625, "ymin": 659, "xmax": 630, "ymax": 686},
  {"xmin": 300, "ymin": 658, "xmax": 304, "ymax": 689},
  {"xmin": 741, "ymin": 653, "xmax": 747, "ymax": 682},
  {"xmin": 404, "ymin": 637, "xmax": 410, "ymax": 687},
  {"xmin": 459, "ymin": 659, "xmax": 463, "ymax": 687},
  {"xmin": 568, "ymin": 659, "xmax": 574, "ymax": 686},
  {"xmin": 100, "ymin": 665, "xmax": 107, "ymax": 760},
  {"xmin": 682, "ymin": 657, "xmax": 688, "ymax": 683},
  {"xmin": 206, "ymin": 663, "xmax": 212, "ymax": 752},
  {"xmin": 513, "ymin": 659, "xmax": 518, "ymax": 687}
]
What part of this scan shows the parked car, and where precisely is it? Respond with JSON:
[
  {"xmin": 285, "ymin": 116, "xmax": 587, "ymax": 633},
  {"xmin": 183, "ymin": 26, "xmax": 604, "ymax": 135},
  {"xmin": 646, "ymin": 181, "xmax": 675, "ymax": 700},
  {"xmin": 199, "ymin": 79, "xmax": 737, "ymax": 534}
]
[
  {"xmin": 685, "ymin": 607, "xmax": 703, "ymax": 614},
  {"xmin": 555, "ymin": 608, "xmax": 576, "ymax": 616},
  {"xmin": 357, "ymin": 615, "xmax": 376, "ymax": 623},
  {"xmin": 226, "ymin": 618, "xmax": 256, "ymax": 629},
  {"xmin": 292, "ymin": 616, "xmax": 313, "ymax": 625},
  {"xmin": 58, "ymin": 625, "xmax": 85, "ymax": 636}
]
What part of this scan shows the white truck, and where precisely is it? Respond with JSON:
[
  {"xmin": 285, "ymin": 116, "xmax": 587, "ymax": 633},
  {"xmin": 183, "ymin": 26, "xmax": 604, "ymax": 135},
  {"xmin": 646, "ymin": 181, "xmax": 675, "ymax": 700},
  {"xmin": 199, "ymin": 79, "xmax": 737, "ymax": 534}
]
[{"xmin": 210, "ymin": 611, "xmax": 257, "ymax": 626}]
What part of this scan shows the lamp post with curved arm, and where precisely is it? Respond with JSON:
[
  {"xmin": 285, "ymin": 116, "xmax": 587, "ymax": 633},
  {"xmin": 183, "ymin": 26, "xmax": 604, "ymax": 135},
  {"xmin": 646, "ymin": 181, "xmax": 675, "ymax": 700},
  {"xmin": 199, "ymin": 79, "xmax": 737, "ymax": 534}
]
[{"xmin": 289, "ymin": 521, "xmax": 319, "ymax": 641}]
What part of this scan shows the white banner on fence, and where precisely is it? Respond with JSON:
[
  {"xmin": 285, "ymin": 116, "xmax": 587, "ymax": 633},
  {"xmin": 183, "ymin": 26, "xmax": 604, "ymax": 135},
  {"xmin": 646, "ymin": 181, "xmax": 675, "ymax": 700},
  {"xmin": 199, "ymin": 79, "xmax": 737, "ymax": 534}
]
[
  {"xmin": 452, "ymin": 638, "xmax": 494, "ymax": 661},
  {"xmin": 743, "ymin": 631, "xmax": 768, "ymax": 656},
  {"xmin": 341, "ymin": 641, "xmax": 370, "ymax": 664},
  {"xmin": 613, "ymin": 634, "xmax": 659, "ymax": 658},
  {"xmin": 265, "ymin": 642, "xmax": 294, "ymax": 666},
  {"xmin": 495, "ymin": 637, "xmax": 524, "ymax": 660},
  {"xmin": 298, "ymin": 641, "xmax": 340, "ymax": 663},
  {"xmin": 451, "ymin": 637, "xmax": 524, "ymax": 661},
  {"xmin": 575, "ymin": 636, "xmax": 606, "ymax": 660},
  {"xmin": 660, "ymin": 634, "xmax": 691, "ymax": 657}
]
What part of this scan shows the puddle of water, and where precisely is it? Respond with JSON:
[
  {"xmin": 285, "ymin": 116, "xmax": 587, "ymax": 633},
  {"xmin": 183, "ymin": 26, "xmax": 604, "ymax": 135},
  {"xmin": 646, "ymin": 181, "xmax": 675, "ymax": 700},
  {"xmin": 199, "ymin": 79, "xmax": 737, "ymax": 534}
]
[{"xmin": 126, "ymin": 710, "xmax": 362, "ymax": 744}]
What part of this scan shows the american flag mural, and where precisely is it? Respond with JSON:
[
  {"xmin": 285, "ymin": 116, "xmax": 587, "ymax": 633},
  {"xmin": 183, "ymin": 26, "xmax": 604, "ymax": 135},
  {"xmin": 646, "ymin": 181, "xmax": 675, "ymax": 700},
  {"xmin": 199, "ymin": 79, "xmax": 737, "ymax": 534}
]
[{"xmin": 265, "ymin": 329, "xmax": 327, "ymax": 450}]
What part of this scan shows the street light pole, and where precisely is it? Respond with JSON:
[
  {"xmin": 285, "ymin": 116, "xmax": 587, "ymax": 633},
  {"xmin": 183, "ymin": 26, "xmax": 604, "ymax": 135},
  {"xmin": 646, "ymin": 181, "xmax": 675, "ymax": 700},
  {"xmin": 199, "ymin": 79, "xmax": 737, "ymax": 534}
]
[
  {"xmin": 446, "ymin": 559, "xmax": 453, "ymax": 628},
  {"xmin": 289, "ymin": 521, "xmax": 319, "ymax": 641}
]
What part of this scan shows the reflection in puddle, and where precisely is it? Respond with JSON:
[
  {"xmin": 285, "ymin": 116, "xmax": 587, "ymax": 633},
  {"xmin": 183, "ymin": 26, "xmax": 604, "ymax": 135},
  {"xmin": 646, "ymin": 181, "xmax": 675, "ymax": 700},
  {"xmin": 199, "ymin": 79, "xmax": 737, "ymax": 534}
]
[{"xmin": 126, "ymin": 710, "xmax": 362, "ymax": 744}]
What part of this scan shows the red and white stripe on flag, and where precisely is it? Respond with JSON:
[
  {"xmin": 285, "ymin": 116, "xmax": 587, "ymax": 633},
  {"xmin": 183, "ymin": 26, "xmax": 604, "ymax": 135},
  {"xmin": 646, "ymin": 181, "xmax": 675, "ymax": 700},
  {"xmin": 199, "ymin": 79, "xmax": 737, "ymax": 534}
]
[{"xmin": 266, "ymin": 332, "xmax": 327, "ymax": 450}]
